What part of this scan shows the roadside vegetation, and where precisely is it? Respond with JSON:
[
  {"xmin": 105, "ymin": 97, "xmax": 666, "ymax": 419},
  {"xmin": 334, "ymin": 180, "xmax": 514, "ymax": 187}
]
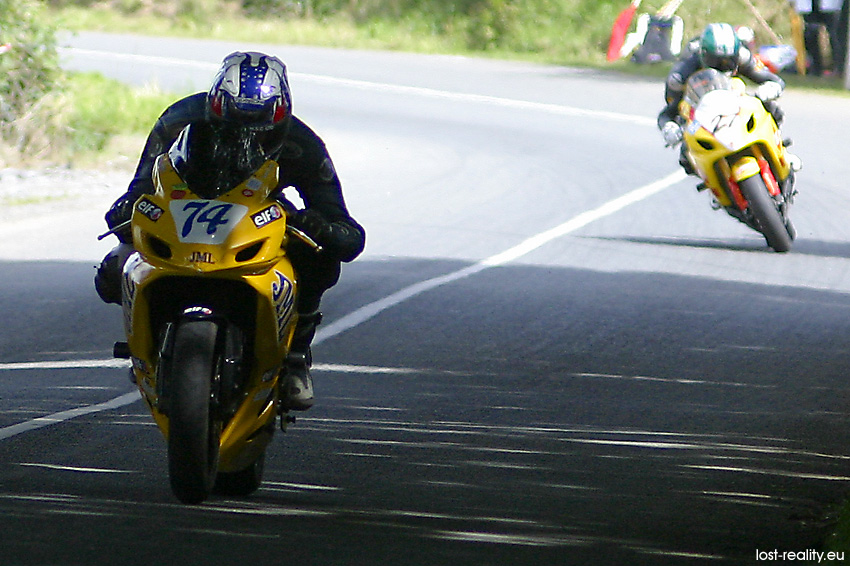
[
  {"xmin": 2, "ymin": 0, "xmax": 846, "ymax": 169},
  {"xmin": 52, "ymin": 0, "xmax": 799, "ymax": 65},
  {"xmin": 1, "ymin": 0, "xmax": 63, "ymax": 166}
]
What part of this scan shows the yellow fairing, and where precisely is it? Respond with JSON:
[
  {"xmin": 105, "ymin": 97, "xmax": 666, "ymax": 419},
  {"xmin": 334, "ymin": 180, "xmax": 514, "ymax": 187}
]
[
  {"xmin": 123, "ymin": 155, "xmax": 298, "ymax": 473},
  {"xmin": 681, "ymin": 87, "xmax": 791, "ymax": 208},
  {"xmin": 135, "ymin": 157, "xmax": 286, "ymax": 274}
]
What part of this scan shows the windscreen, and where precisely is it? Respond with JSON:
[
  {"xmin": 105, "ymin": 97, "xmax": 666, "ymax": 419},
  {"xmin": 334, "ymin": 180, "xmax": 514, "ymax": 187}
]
[
  {"xmin": 168, "ymin": 122, "xmax": 267, "ymax": 199},
  {"xmin": 683, "ymin": 68, "xmax": 732, "ymax": 110}
]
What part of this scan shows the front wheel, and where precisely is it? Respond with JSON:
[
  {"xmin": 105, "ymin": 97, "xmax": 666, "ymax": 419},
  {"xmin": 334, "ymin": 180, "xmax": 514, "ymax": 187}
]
[
  {"xmin": 739, "ymin": 175, "xmax": 793, "ymax": 253},
  {"xmin": 166, "ymin": 320, "xmax": 221, "ymax": 504}
]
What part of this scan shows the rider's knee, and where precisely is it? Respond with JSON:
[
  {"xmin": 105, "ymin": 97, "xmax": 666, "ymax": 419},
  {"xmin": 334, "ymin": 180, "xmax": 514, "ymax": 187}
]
[{"xmin": 94, "ymin": 243, "xmax": 133, "ymax": 305}]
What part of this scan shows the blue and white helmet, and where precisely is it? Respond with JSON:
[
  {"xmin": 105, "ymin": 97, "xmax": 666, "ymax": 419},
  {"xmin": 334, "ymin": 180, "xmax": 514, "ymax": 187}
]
[{"xmin": 208, "ymin": 51, "xmax": 292, "ymax": 130}]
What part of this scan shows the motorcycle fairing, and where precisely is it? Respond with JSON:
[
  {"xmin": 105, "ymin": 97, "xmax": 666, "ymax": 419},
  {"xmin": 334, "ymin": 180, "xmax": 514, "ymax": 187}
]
[
  {"xmin": 122, "ymin": 154, "xmax": 299, "ymax": 472},
  {"xmin": 681, "ymin": 85, "xmax": 791, "ymax": 209}
]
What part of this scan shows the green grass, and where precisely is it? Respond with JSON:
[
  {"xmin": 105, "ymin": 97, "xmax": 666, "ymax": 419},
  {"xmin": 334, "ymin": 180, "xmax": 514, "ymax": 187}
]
[
  {"xmin": 68, "ymin": 72, "xmax": 177, "ymax": 149},
  {"xmin": 53, "ymin": 6, "xmax": 468, "ymax": 57},
  {"xmin": 40, "ymin": 72, "xmax": 176, "ymax": 167}
]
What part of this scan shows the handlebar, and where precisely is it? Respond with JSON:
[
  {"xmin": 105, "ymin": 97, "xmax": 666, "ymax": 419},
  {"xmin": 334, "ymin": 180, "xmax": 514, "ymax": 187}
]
[
  {"xmin": 97, "ymin": 220, "xmax": 130, "ymax": 241},
  {"xmin": 286, "ymin": 225, "xmax": 323, "ymax": 253}
]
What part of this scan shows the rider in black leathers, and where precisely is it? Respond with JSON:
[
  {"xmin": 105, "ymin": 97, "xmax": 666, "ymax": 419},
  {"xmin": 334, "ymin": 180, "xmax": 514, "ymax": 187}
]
[{"xmin": 94, "ymin": 51, "xmax": 365, "ymax": 412}]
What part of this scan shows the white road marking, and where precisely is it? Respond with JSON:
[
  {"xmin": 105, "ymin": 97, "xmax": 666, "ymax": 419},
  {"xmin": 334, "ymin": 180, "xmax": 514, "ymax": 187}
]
[
  {"xmin": 0, "ymin": 359, "xmax": 414, "ymax": 374},
  {"xmin": 0, "ymin": 359, "xmax": 130, "ymax": 371},
  {"xmin": 0, "ymin": 392, "xmax": 140, "ymax": 440},
  {"xmin": 18, "ymin": 462, "xmax": 136, "ymax": 473},
  {"xmin": 314, "ymin": 170, "xmax": 685, "ymax": 344}
]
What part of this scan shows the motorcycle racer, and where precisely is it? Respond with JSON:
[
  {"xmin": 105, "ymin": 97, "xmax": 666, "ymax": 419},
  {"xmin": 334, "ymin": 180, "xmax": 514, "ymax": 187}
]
[
  {"xmin": 656, "ymin": 23, "xmax": 791, "ymax": 176},
  {"xmin": 95, "ymin": 51, "xmax": 366, "ymax": 412}
]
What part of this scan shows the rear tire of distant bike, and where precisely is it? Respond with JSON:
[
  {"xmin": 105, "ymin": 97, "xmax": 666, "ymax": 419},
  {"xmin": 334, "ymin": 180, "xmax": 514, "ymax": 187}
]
[
  {"xmin": 167, "ymin": 320, "xmax": 221, "ymax": 505},
  {"xmin": 213, "ymin": 451, "xmax": 266, "ymax": 497},
  {"xmin": 739, "ymin": 175, "xmax": 793, "ymax": 253}
]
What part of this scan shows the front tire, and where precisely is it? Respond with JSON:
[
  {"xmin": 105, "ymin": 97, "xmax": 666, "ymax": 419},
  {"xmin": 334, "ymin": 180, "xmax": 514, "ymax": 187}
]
[
  {"xmin": 739, "ymin": 175, "xmax": 793, "ymax": 253},
  {"xmin": 167, "ymin": 320, "xmax": 221, "ymax": 504}
]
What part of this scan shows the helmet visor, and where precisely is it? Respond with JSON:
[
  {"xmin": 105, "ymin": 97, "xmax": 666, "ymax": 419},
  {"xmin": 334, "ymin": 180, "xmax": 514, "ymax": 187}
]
[
  {"xmin": 225, "ymin": 97, "xmax": 277, "ymax": 126},
  {"xmin": 702, "ymin": 52, "xmax": 737, "ymax": 72}
]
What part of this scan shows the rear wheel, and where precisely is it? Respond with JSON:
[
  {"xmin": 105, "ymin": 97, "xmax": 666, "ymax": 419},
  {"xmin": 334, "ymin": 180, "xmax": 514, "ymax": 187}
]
[
  {"xmin": 739, "ymin": 175, "xmax": 793, "ymax": 253},
  {"xmin": 167, "ymin": 320, "xmax": 220, "ymax": 504}
]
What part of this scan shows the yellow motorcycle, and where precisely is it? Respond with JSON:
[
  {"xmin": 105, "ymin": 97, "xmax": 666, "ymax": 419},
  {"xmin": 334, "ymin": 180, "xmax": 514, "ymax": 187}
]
[
  {"xmin": 107, "ymin": 139, "xmax": 316, "ymax": 504},
  {"xmin": 679, "ymin": 68, "xmax": 798, "ymax": 252}
]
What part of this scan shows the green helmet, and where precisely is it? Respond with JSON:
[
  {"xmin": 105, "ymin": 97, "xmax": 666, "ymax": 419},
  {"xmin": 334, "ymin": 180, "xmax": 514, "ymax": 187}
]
[{"xmin": 699, "ymin": 23, "xmax": 741, "ymax": 72}]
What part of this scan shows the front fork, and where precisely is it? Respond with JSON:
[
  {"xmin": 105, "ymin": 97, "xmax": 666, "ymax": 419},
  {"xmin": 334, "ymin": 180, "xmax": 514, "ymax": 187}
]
[{"xmin": 729, "ymin": 155, "xmax": 792, "ymax": 216}]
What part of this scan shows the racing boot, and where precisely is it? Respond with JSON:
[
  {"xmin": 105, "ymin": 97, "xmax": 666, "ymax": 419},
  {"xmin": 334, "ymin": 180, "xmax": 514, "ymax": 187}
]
[
  {"xmin": 678, "ymin": 146, "xmax": 696, "ymax": 176},
  {"xmin": 782, "ymin": 137, "xmax": 803, "ymax": 172},
  {"xmin": 787, "ymin": 152, "xmax": 803, "ymax": 172},
  {"xmin": 94, "ymin": 243, "xmax": 133, "ymax": 305},
  {"xmin": 280, "ymin": 311, "xmax": 322, "ymax": 411}
]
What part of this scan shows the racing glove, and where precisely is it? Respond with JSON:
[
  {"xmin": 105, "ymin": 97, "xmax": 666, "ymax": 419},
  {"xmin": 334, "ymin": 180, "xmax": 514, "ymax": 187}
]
[
  {"xmin": 290, "ymin": 209, "xmax": 329, "ymax": 243},
  {"xmin": 662, "ymin": 121, "xmax": 683, "ymax": 147},
  {"xmin": 756, "ymin": 81, "xmax": 783, "ymax": 103},
  {"xmin": 290, "ymin": 209, "xmax": 365, "ymax": 262},
  {"xmin": 104, "ymin": 194, "xmax": 136, "ymax": 244}
]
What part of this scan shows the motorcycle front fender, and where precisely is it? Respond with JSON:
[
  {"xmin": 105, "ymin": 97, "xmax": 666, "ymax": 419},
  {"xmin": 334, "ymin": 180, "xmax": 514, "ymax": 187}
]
[{"xmin": 730, "ymin": 156, "xmax": 761, "ymax": 183}]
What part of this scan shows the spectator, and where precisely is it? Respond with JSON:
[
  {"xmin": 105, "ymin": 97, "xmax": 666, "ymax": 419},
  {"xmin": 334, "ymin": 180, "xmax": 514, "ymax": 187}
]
[
  {"xmin": 792, "ymin": 0, "xmax": 846, "ymax": 75},
  {"xmin": 840, "ymin": 0, "xmax": 849, "ymax": 74}
]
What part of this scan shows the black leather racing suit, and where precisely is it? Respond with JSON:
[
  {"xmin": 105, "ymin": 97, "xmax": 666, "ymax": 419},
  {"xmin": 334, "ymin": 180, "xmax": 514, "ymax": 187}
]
[{"xmin": 102, "ymin": 93, "xmax": 365, "ymax": 334}]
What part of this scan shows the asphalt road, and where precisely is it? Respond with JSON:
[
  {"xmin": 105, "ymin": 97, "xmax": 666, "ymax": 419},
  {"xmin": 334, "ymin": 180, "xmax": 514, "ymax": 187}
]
[{"xmin": 2, "ymin": 32, "xmax": 850, "ymax": 565}]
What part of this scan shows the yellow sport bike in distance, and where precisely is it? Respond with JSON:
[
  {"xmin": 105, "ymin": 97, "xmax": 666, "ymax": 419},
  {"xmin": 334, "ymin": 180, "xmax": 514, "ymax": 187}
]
[
  {"xmin": 111, "ymin": 146, "xmax": 316, "ymax": 504},
  {"xmin": 679, "ymin": 69, "xmax": 798, "ymax": 252}
]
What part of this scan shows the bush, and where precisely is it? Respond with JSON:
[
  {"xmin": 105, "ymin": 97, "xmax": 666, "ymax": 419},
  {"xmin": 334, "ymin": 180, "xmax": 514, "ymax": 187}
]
[{"xmin": 0, "ymin": 0, "xmax": 66, "ymax": 165}]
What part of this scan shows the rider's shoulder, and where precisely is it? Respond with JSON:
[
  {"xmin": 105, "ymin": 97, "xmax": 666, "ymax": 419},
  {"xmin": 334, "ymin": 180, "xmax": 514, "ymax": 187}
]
[
  {"xmin": 157, "ymin": 93, "xmax": 207, "ymax": 132},
  {"xmin": 288, "ymin": 116, "xmax": 324, "ymax": 144},
  {"xmin": 286, "ymin": 116, "xmax": 330, "ymax": 156},
  {"xmin": 163, "ymin": 92, "xmax": 206, "ymax": 116},
  {"xmin": 679, "ymin": 54, "xmax": 702, "ymax": 74},
  {"xmin": 669, "ymin": 54, "xmax": 700, "ymax": 86}
]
